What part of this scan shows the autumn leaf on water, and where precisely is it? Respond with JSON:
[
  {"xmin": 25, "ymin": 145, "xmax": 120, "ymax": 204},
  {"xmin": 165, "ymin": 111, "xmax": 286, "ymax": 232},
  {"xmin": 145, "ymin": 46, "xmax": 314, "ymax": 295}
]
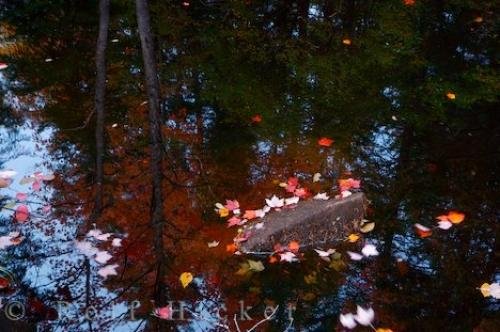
[
  {"xmin": 414, "ymin": 223, "xmax": 432, "ymax": 238},
  {"xmin": 479, "ymin": 282, "xmax": 500, "ymax": 299},
  {"xmin": 207, "ymin": 241, "xmax": 219, "ymax": 248},
  {"xmin": 446, "ymin": 91, "xmax": 456, "ymax": 100},
  {"xmin": 288, "ymin": 241, "xmax": 300, "ymax": 253},
  {"xmin": 318, "ymin": 137, "xmax": 334, "ymax": 147},
  {"xmin": 15, "ymin": 205, "xmax": 30, "ymax": 223},
  {"xmin": 436, "ymin": 211, "xmax": 465, "ymax": 226},
  {"xmin": 403, "ymin": 0, "xmax": 415, "ymax": 6},
  {"xmin": 0, "ymin": 169, "xmax": 17, "ymax": 178},
  {"xmin": 347, "ymin": 233, "xmax": 360, "ymax": 243},
  {"xmin": 226, "ymin": 243, "xmax": 237, "ymax": 253},
  {"xmin": 242, "ymin": 210, "xmax": 257, "ymax": 220},
  {"xmin": 0, "ymin": 232, "xmax": 25, "ymax": 249},
  {"xmin": 280, "ymin": 251, "xmax": 298, "ymax": 262},
  {"xmin": 95, "ymin": 251, "xmax": 112, "ymax": 264},
  {"xmin": 314, "ymin": 248, "xmax": 336, "ymax": 257},
  {"xmin": 265, "ymin": 195, "xmax": 284, "ymax": 208},
  {"xmin": 16, "ymin": 192, "xmax": 27, "ymax": 201},
  {"xmin": 354, "ymin": 306, "xmax": 375, "ymax": 326},
  {"xmin": 338, "ymin": 178, "xmax": 361, "ymax": 192},
  {"xmin": 251, "ymin": 114, "xmax": 262, "ymax": 123},
  {"xmin": 179, "ymin": 272, "xmax": 193, "ymax": 288},
  {"xmin": 227, "ymin": 216, "xmax": 242, "ymax": 227},
  {"xmin": 98, "ymin": 264, "xmax": 119, "ymax": 279},
  {"xmin": 153, "ymin": 306, "xmax": 172, "ymax": 320},
  {"xmin": 294, "ymin": 188, "xmax": 309, "ymax": 198},
  {"xmin": 361, "ymin": 244, "xmax": 379, "ymax": 257},
  {"xmin": 218, "ymin": 207, "xmax": 229, "ymax": 217},
  {"xmin": 342, "ymin": 38, "xmax": 352, "ymax": 46},
  {"xmin": 224, "ymin": 199, "xmax": 239, "ymax": 211},
  {"xmin": 313, "ymin": 172, "xmax": 322, "ymax": 182},
  {"xmin": 285, "ymin": 196, "xmax": 299, "ymax": 206},
  {"xmin": 247, "ymin": 259, "xmax": 265, "ymax": 272}
]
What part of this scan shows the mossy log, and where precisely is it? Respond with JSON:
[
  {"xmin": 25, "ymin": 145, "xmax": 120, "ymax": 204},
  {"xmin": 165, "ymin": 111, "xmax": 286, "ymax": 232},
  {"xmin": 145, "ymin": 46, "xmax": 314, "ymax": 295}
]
[{"xmin": 239, "ymin": 192, "xmax": 367, "ymax": 253}]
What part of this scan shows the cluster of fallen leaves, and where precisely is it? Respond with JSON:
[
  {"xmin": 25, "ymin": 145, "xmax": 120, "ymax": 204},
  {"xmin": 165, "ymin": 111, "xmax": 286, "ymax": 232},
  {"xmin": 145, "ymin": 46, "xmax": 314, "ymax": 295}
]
[
  {"xmin": 414, "ymin": 210, "xmax": 465, "ymax": 238},
  {"xmin": 75, "ymin": 228, "xmax": 123, "ymax": 279},
  {"xmin": 0, "ymin": 169, "xmax": 54, "ymax": 249},
  {"xmin": 214, "ymin": 174, "xmax": 362, "ymax": 249}
]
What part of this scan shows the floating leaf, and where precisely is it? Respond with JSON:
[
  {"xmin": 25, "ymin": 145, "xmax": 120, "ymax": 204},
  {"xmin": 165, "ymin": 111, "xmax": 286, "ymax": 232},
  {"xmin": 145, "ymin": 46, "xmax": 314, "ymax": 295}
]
[
  {"xmin": 414, "ymin": 223, "xmax": 432, "ymax": 238},
  {"xmin": 354, "ymin": 306, "xmax": 375, "ymax": 326},
  {"xmin": 16, "ymin": 192, "xmax": 27, "ymax": 201},
  {"xmin": 288, "ymin": 241, "xmax": 300, "ymax": 252},
  {"xmin": 179, "ymin": 272, "xmax": 193, "ymax": 288},
  {"xmin": 280, "ymin": 251, "xmax": 298, "ymax": 262},
  {"xmin": 98, "ymin": 264, "xmax": 119, "ymax": 279},
  {"xmin": 360, "ymin": 221, "xmax": 375, "ymax": 233},
  {"xmin": 153, "ymin": 306, "xmax": 172, "ymax": 319},
  {"xmin": 313, "ymin": 192, "xmax": 329, "ymax": 200},
  {"xmin": 347, "ymin": 233, "xmax": 360, "ymax": 243},
  {"xmin": 304, "ymin": 272, "xmax": 317, "ymax": 284},
  {"xmin": 15, "ymin": 205, "xmax": 30, "ymax": 222},
  {"xmin": 251, "ymin": 114, "xmax": 262, "ymax": 123},
  {"xmin": 480, "ymin": 283, "xmax": 491, "ymax": 297},
  {"xmin": 448, "ymin": 211, "xmax": 465, "ymax": 224},
  {"xmin": 265, "ymin": 195, "xmax": 284, "ymax": 208},
  {"xmin": 446, "ymin": 91, "xmax": 456, "ymax": 100},
  {"xmin": 342, "ymin": 38, "xmax": 352, "ymax": 45},
  {"xmin": 218, "ymin": 207, "xmax": 229, "ymax": 217},
  {"xmin": 19, "ymin": 176, "xmax": 35, "ymax": 185},
  {"xmin": 361, "ymin": 244, "xmax": 379, "ymax": 257},
  {"xmin": 0, "ymin": 170, "xmax": 17, "ymax": 178},
  {"xmin": 95, "ymin": 251, "xmax": 112, "ymax": 264},
  {"xmin": 247, "ymin": 260, "xmax": 265, "ymax": 272},
  {"xmin": 318, "ymin": 137, "xmax": 334, "ymax": 147},
  {"xmin": 313, "ymin": 173, "xmax": 322, "ymax": 182},
  {"xmin": 0, "ymin": 178, "xmax": 11, "ymax": 188},
  {"xmin": 347, "ymin": 251, "xmax": 363, "ymax": 261},
  {"xmin": 340, "ymin": 313, "xmax": 357, "ymax": 329},
  {"xmin": 207, "ymin": 241, "xmax": 220, "ymax": 248},
  {"xmin": 314, "ymin": 248, "xmax": 336, "ymax": 257}
]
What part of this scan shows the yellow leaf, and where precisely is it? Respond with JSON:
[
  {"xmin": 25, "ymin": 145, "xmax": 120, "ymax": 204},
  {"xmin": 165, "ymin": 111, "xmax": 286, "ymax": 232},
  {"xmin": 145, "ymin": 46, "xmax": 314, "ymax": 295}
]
[
  {"xmin": 218, "ymin": 208, "xmax": 229, "ymax": 217},
  {"xmin": 360, "ymin": 221, "xmax": 375, "ymax": 233},
  {"xmin": 304, "ymin": 272, "xmax": 317, "ymax": 284},
  {"xmin": 247, "ymin": 260, "xmax": 265, "ymax": 272},
  {"xmin": 179, "ymin": 272, "xmax": 193, "ymax": 288},
  {"xmin": 347, "ymin": 233, "xmax": 360, "ymax": 243},
  {"xmin": 376, "ymin": 329, "xmax": 394, "ymax": 332},
  {"xmin": 479, "ymin": 283, "xmax": 491, "ymax": 297}
]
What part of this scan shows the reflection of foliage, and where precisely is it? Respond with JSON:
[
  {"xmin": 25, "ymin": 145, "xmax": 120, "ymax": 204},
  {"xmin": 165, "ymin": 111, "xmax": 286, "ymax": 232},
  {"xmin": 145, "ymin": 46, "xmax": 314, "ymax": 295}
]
[{"xmin": 0, "ymin": 0, "xmax": 498, "ymax": 331}]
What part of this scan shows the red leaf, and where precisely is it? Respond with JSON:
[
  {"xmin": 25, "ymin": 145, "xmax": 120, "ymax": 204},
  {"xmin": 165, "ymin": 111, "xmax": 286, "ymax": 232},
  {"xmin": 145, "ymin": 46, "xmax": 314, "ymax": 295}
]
[
  {"xmin": 15, "ymin": 205, "xmax": 29, "ymax": 222},
  {"xmin": 251, "ymin": 114, "xmax": 262, "ymax": 123},
  {"xmin": 318, "ymin": 137, "xmax": 334, "ymax": 147}
]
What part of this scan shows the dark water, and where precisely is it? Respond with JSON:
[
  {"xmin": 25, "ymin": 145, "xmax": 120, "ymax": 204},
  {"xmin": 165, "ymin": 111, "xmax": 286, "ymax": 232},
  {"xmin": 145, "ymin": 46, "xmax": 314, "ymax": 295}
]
[{"xmin": 0, "ymin": 1, "xmax": 499, "ymax": 331}]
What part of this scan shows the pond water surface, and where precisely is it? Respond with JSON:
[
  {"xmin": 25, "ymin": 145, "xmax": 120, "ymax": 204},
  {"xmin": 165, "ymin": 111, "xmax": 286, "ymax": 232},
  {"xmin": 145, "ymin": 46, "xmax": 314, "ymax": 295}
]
[{"xmin": 0, "ymin": 1, "xmax": 499, "ymax": 331}]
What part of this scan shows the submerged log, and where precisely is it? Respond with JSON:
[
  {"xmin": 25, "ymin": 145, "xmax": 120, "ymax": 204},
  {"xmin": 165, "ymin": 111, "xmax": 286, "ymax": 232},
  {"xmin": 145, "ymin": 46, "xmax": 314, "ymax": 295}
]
[{"xmin": 239, "ymin": 192, "xmax": 368, "ymax": 253}]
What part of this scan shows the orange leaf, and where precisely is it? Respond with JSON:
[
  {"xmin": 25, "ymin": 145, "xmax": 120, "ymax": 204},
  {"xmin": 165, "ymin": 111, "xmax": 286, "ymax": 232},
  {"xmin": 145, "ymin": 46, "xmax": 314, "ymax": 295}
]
[
  {"xmin": 414, "ymin": 223, "xmax": 432, "ymax": 238},
  {"xmin": 251, "ymin": 114, "xmax": 262, "ymax": 123},
  {"xmin": 288, "ymin": 241, "xmax": 300, "ymax": 253},
  {"xmin": 318, "ymin": 137, "xmax": 334, "ymax": 147},
  {"xmin": 448, "ymin": 211, "xmax": 465, "ymax": 224},
  {"xmin": 342, "ymin": 38, "xmax": 352, "ymax": 45},
  {"xmin": 226, "ymin": 243, "xmax": 237, "ymax": 253},
  {"xmin": 242, "ymin": 210, "xmax": 257, "ymax": 220},
  {"xmin": 446, "ymin": 92, "xmax": 456, "ymax": 100}
]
